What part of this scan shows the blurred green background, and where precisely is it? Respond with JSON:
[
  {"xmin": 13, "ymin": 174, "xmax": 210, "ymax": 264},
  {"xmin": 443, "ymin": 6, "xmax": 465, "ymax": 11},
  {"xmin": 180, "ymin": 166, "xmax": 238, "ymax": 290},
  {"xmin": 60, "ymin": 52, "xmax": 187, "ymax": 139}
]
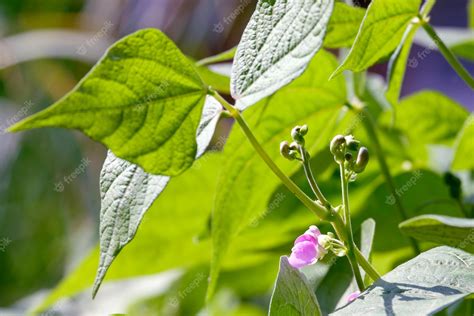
[{"xmin": 0, "ymin": 0, "xmax": 472, "ymax": 315}]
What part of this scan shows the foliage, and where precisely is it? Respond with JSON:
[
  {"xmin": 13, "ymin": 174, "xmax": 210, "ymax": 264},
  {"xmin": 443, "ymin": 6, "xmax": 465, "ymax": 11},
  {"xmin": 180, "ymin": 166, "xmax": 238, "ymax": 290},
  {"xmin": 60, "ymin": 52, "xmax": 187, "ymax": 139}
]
[{"xmin": 7, "ymin": 0, "xmax": 474, "ymax": 314}]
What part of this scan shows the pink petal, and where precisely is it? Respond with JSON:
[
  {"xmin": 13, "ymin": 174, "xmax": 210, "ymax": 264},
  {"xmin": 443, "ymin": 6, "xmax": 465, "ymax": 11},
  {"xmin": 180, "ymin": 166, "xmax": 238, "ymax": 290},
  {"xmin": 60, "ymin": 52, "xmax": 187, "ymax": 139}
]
[
  {"xmin": 347, "ymin": 291, "xmax": 361, "ymax": 302},
  {"xmin": 288, "ymin": 240, "xmax": 318, "ymax": 268},
  {"xmin": 294, "ymin": 233, "xmax": 317, "ymax": 245}
]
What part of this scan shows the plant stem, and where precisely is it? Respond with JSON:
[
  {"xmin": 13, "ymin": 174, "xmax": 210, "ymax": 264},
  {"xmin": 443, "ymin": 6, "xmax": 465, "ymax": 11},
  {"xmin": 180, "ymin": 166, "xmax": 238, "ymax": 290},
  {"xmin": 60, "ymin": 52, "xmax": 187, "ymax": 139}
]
[
  {"xmin": 339, "ymin": 163, "xmax": 365, "ymax": 291},
  {"xmin": 420, "ymin": 21, "xmax": 474, "ymax": 89},
  {"xmin": 358, "ymin": 106, "xmax": 421, "ymax": 255},
  {"xmin": 299, "ymin": 147, "xmax": 330, "ymax": 206},
  {"xmin": 212, "ymin": 91, "xmax": 331, "ymax": 221},
  {"xmin": 212, "ymin": 91, "xmax": 382, "ymax": 283}
]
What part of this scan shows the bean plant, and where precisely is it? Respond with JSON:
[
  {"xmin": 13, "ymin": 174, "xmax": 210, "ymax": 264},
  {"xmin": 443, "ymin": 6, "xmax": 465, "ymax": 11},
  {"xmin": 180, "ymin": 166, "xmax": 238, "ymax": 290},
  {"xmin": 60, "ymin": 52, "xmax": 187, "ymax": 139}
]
[{"xmin": 8, "ymin": 0, "xmax": 474, "ymax": 314}]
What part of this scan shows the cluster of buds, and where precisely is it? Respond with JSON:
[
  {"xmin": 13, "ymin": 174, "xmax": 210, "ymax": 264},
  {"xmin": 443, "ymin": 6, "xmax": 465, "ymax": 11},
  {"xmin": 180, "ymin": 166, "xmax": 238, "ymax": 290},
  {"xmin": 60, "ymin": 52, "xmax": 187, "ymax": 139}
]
[
  {"xmin": 330, "ymin": 135, "xmax": 369, "ymax": 176},
  {"xmin": 280, "ymin": 125, "xmax": 308, "ymax": 161},
  {"xmin": 288, "ymin": 225, "xmax": 347, "ymax": 269}
]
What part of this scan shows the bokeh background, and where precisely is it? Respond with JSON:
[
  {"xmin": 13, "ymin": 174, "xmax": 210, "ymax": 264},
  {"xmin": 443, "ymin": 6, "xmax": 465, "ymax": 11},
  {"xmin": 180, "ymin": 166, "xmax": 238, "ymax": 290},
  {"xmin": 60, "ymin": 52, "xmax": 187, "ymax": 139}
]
[{"xmin": 0, "ymin": 0, "xmax": 473, "ymax": 314}]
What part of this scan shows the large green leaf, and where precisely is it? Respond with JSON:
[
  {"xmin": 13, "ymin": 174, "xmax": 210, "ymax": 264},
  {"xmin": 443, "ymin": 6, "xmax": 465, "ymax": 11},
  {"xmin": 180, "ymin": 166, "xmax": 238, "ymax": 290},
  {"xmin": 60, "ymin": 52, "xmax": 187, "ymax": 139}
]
[
  {"xmin": 399, "ymin": 215, "xmax": 474, "ymax": 253},
  {"xmin": 92, "ymin": 97, "xmax": 221, "ymax": 297},
  {"xmin": 452, "ymin": 114, "xmax": 474, "ymax": 170},
  {"xmin": 385, "ymin": 23, "xmax": 420, "ymax": 106},
  {"xmin": 231, "ymin": 0, "xmax": 334, "ymax": 110},
  {"xmin": 332, "ymin": 0, "xmax": 422, "ymax": 77},
  {"xmin": 269, "ymin": 257, "xmax": 322, "ymax": 316},
  {"xmin": 324, "ymin": 2, "xmax": 365, "ymax": 48},
  {"xmin": 379, "ymin": 91, "xmax": 468, "ymax": 166},
  {"xmin": 333, "ymin": 246, "xmax": 474, "ymax": 315},
  {"xmin": 209, "ymin": 50, "xmax": 348, "ymax": 298},
  {"xmin": 9, "ymin": 28, "xmax": 208, "ymax": 176}
]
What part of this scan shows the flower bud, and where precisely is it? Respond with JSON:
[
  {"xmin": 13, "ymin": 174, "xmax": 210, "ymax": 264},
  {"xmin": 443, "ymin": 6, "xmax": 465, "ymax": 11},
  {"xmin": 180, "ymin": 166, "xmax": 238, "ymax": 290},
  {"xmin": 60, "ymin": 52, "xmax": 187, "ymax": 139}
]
[
  {"xmin": 280, "ymin": 141, "xmax": 295, "ymax": 160},
  {"xmin": 291, "ymin": 126, "xmax": 306, "ymax": 145},
  {"xmin": 330, "ymin": 135, "xmax": 346, "ymax": 162},
  {"xmin": 353, "ymin": 147, "xmax": 369, "ymax": 173}
]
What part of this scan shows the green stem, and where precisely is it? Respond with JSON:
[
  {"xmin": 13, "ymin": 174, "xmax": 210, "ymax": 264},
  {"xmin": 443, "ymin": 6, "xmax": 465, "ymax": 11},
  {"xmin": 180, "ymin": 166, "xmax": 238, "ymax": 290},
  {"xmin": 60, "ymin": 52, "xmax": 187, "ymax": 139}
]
[
  {"xmin": 420, "ymin": 21, "xmax": 474, "ymax": 89},
  {"xmin": 339, "ymin": 163, "xmax": 365, "ymax": 290},
  {"xmin": 359, "ymin": 106, "xmax": 421, "ymax": 255},
  {"xmin": 300, "ymin": 147, "xmax": 330, "ymax": 206},
  {"xmin": 212, "ymin": 91, "xmax": 381, "ymax": 283},
  {"xmin": 212, "ymin": 91, "xmax": 331, "ymax": 221}
]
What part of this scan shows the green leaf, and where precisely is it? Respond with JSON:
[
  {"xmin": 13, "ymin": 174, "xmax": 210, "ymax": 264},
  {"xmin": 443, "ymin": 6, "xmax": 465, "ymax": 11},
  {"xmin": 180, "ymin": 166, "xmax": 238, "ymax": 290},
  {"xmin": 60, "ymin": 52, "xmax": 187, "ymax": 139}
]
[
  {"xmin": 324, "ymin": 2, "xmax": 365, "ymax": 48},
  {"xmin": 231, "ymin": 0, "xmax": 334, "ymax": 110},
  {"xmin": 269, "ymin": 256, "xmax": 322, "ymax": 316},
  {"xmin": 93, "ymin": 152, "xmax": 169, "ymax": 297},
  {"xmin": 209, "ymin": 50, "xmax": 347, "ymax": 298},
  {"xmin": 196, "ymin": 65, "xmax": 231, "ymax": 94},
  {"xmin": 92, "ymin": 96, "xmax": 221, "ymax": 297},
  {"xmin": 452, "ymin": 115, "xmax": 474, "ymax": 170},
  {"xmin": 378, "ymin": 91, "xmax": 468, "ymax": 165},
  {"xmin": 451, "ymin": 40, "xmax": 474, "ymax": 62},
  {"xmin": 196, "ymin": 47, "xmax": 237, "ymax": 66},
  {"xmin": 333, "ymin": 246, "xmax": 474, "ymax": 315},
  {"xmin": 399, "ymin": 215, "xmax": 474, "ymax": 253},
  {"xmin": 9, "ymin": 28, "xmax": 208, "ymax": 176},
  {"xmin": 386, "ymin": 23, "xmax": 420, "ymax": 106},
  {"xmin": 331, "ymin": 0, "xmax": 422, "ymax": 77}
]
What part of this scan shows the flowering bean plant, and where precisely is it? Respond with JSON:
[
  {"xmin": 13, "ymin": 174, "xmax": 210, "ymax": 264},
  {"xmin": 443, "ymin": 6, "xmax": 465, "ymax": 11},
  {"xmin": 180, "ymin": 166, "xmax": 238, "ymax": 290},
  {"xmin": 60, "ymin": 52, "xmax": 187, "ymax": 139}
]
[{"xmin": 8, "ymin": 0, "xmax": 474, "ymax": 314}]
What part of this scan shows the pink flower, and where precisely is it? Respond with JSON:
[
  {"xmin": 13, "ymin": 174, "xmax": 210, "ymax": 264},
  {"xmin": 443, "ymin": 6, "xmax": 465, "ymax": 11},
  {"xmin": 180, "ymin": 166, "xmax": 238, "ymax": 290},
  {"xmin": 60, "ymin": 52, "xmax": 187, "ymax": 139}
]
[
  {"xmin": 288, "ymin": 225, "xmax": 326, "ymax": 268},
  {"xmin": 347, "ymin": 291, "xmax": 360, "ymax": 302}
]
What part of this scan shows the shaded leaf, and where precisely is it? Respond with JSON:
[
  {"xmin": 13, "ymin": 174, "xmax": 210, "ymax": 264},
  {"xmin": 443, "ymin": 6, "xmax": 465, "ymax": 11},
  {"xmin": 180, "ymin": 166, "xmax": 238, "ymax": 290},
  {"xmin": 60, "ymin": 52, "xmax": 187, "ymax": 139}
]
[
  {"xmin": 333, "ymin": 246, "xmax": 474, "ymax": 315},
  {"xmin": 196, "ymin": 47, "xmax": 237, "ymax": 66},
  {"xmin": 9, "ymin": 29, "xmax": 208, "ymax": 176},
  {"xmin": 231, "ymin": 0, "xmax": 334, "ymax": 110},
  {"xmin": 399, "ymin": 215, "xmax": 474, "ymax": 253},
  {"xmin": 269, "ymin": 257, "xmax": 322, "ymax": 316},
  {"xmin": 332, "ymin": 0, "xmax": 422, "ymax": 77}
]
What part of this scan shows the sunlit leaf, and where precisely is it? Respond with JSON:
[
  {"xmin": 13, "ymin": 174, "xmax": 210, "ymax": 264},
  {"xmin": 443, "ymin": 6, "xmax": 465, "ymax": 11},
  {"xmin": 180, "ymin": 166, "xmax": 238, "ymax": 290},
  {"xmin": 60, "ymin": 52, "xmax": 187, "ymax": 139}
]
[
  {"xmin": 324, "ymin": 2, "xmax": 365, "ymax": 48},
  {"xmin": 92, "ymin": 96, "xmax": 221, "ymax": 297},
  {"xmin": 231, "ymin": 0, "xmax": 334, "ymax": 110},
  {"xmin": 9, "ymin": 29, "xmax": 209, "ymax": 176},
  {"xmin": 332, "ymin": 0, "xmax": 422, "ymax": 77},
  {"xmin": 399, "ymin": 214, "xmax": 474, "ymax": 253},
  {"xmin": 452, "ymin": 115, "xmax": 474, "ymax": 170},
  {"xmin": 333, "ymin": 246, "xmax": 474, "ymax": 315}
]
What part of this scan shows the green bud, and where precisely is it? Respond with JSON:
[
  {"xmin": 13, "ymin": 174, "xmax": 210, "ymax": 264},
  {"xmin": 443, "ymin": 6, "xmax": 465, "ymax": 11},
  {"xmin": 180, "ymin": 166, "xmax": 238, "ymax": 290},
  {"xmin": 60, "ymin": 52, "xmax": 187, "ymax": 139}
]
[
  {"xmin": 280, "ymin": 141, "xmax": 293, "ymax": 160},
  {"xmin": 291, "ymin": 126, "xmax": 305, "ymax": 145},
  {"xmin": 330, "ymin": 135, "xmax": 346, "ymax": 162},
  {"xmin": 300, "ymin": 124, "xmax": 308, "ymax": 136},
  {"xmin": 345, "ymin": 136, "xmax": 360, "ymax": 152},
  {"xmin": 353, "ymin": 147, "xmax": 369, "ymax": 173}
]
